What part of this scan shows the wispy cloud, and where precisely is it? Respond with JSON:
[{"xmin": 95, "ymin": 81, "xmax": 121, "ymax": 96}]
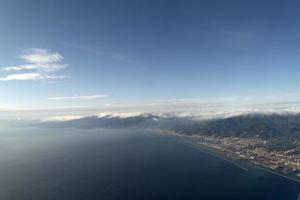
[
  {"xmin": 0, "ymin": 73, "xmax": 67, "ymax": 81},
  {"xmin": 0, "ymin": 48, "xmax": 68, "ymax": 81},
  {"xmin": 48, "ymin": 94, "xmax": 110, "ymax": 100},
  {"xmin": 63, "ymin": 43, "xmax": 146, "ymax": 68}
]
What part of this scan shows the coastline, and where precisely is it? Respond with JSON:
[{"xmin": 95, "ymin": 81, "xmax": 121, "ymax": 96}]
[
  {"xmin": 183, "ymin": 136, "xmax": 300, "ymax": 184},
  {"xmin": 181, "ymin": 138, "xmax": 249, "ymax": 172},
  {"xmin": 154, "ymin": 130, "xmax": 300, "ymax": 184},
  {"xmin": 241, "ymin": 158, "xmax": 300, "ymax": 184}
]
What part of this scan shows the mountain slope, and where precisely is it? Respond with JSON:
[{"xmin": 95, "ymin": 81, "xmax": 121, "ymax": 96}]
[{"xmin": 40, "ymin": 113, "xmax": 300, "ymax": 139}]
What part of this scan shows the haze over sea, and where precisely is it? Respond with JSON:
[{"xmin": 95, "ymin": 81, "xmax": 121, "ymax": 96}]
[{"xmin": 0, "ymin": 127, "xmax": 299, "ymax": 200}]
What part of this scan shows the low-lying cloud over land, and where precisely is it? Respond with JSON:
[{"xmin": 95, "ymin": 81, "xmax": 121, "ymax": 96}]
[{"xmin": 2, "ymin": 99, "xmax": 300, "ymax": 122}]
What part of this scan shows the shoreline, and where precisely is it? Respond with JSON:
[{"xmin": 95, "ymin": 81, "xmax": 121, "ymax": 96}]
[
  {"xmin": 158, "ymin": 131, "xmax": 300, "ymax": 184},
  {"xmin": 241, "ymin": 158, "xmax": 300, "ymax": 184},
  {"xmin": 182, "ymin": 138, "xmax": 249, "ymax": 172},
  {"xmin": 184, "ymin": 137, "xmax": 300, "ymax": 184}
]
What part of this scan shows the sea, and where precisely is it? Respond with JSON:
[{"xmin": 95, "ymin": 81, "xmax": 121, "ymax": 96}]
[{"xmin": 0, "ymin": 127, "xmax": 299, "ymax": 200}]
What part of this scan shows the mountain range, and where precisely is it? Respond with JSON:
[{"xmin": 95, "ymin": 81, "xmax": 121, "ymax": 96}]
[{"xmin": 40, "ymin": 113, "xmax": 300, "ymax": 140}]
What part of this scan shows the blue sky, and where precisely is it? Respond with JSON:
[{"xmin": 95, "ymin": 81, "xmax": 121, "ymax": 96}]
[{"xmin": 1, "ymin": 0, "xmax": 300, "ymax": 117}]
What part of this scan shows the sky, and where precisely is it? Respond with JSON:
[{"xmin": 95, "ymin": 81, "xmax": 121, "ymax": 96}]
[{"xmin": 1, "ymin": 0, "xmax": 300, "ymax": 119}]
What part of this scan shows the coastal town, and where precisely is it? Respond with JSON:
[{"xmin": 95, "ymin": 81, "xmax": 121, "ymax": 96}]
[{"xmin": 195, "ymin": 135, "xmax": 300, "ymax": 178}]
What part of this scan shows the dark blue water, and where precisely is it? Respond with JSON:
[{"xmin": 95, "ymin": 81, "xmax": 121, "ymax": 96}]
[{"xmin": 0, "ymin": 128, "xmax": 299, "ymax": 200}]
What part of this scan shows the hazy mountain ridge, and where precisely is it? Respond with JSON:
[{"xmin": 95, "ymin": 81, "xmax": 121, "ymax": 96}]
[{"xmin": 40, "ymin": 113, "xmax": 300, "ymax": 139}]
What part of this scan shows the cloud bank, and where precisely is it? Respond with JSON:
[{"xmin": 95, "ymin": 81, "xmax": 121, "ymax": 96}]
[{"xmin": 2, "ymin": 98, "xmax": 300, "ymax": 121}]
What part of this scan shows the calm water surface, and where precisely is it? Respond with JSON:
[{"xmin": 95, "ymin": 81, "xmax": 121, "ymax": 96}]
[{"xmin": 0, "ymin": 128, "xmax": 299, "ymax": 200}]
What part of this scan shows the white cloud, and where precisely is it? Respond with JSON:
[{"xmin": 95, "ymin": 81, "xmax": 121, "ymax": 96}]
[
  {"xmin": 0, "ymin": 48, "xmax": 68, "ymax": 81},
  {"xmin": 3, "ymin": 64, "xmax": 67, "ymax": 72},
  {"xmin": 2, "ymin": 99, "xmax": 300, "ymax": 121},
  {"xmin": 48, "ymin": 94, "xmax": 110, "ymax": 100},
  {"xmin": 0, "ymin": 73, "xmax": 67, "ymax": 81},
  {"xmin": 40, "ymin": 115, "xmax": 86, "ymax": 122},
  {"xmin": 21, "ymin": 48, "xmax": 63, "ymax": 64}
]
